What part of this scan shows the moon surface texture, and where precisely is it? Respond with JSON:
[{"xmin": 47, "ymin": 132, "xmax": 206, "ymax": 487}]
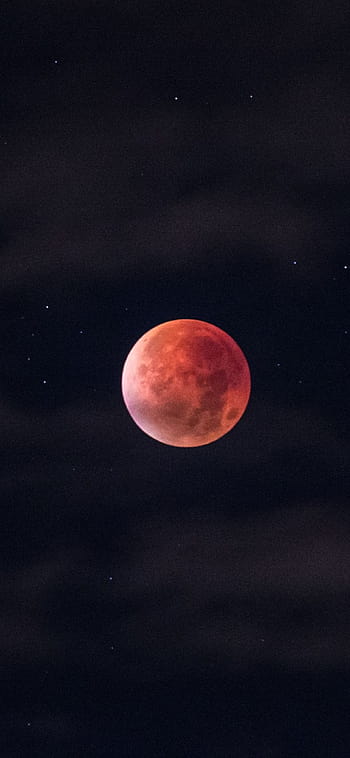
[{"xmin": 121, "ymin": 319, "xmax": 251, "ymax": 447}]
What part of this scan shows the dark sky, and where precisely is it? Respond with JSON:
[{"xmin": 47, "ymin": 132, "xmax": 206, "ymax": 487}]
[{"xmin": 1, "ymin": 1, "xmax": 350, "ymax": 755}]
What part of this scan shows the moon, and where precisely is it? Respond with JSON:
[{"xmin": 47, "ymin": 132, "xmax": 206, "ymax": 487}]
[{"xmin": 121, "ymin": 319, "xmax": 251, "ymax": 447}]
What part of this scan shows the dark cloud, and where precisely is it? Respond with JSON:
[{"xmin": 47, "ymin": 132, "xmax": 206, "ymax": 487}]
[
  {"xmin": 6, "ymin": 502, "xmax": 349, "ymax": 669},
  {"xmin": 2, "ymin": 74, "xmax": 347, "ymax": 294}
]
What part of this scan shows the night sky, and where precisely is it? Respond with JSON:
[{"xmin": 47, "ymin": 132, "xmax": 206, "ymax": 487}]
[{"xmin": 1, "ymin": 1, "xmax": 350, "ymax": 756}]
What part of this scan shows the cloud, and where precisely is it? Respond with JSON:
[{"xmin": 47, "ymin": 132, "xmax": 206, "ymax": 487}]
[
  {"xmin": 1, "ymin": 502, "xmax": 349, "ymax": 681},
  {"xmin": 2, "ymin": 59, "xmax": 348, "ymax": 295},
  {"xmin": 113, "ymin": 502, "xmax": 350, "ymax": 673}
]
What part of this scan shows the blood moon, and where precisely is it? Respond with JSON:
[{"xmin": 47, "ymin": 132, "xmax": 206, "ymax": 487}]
[{"xmin": 121, "ymin": 319, "xmax": 251, "ymax": 447}]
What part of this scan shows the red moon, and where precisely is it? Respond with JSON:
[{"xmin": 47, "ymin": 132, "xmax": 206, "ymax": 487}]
[{"xmin": 121, "ymin": 319, "xmax": 251, "ymax": 447}]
